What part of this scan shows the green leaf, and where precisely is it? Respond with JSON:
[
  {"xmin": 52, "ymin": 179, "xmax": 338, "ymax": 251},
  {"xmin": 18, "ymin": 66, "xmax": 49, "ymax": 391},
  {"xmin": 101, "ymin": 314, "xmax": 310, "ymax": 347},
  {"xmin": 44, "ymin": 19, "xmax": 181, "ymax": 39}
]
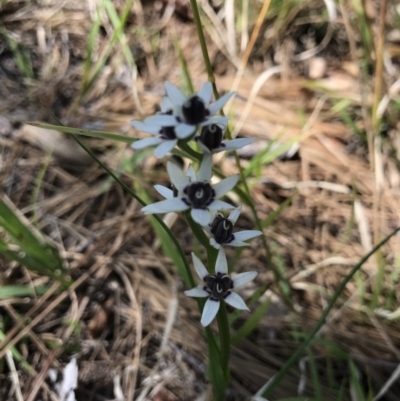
[
  {"xmin": 259, "ymin": 227, "xmax": 400, "ymax": 398},
  {"xmin": 27, "ymin": 122, "xmax": 133, "ymax": 143},
  {"xmin": 0, "ymin": 199, "xmax": 65, "ymax": 279},
  {"xmin": 0, "ymin": 285, "xmax": 50, "ymax": 299}
]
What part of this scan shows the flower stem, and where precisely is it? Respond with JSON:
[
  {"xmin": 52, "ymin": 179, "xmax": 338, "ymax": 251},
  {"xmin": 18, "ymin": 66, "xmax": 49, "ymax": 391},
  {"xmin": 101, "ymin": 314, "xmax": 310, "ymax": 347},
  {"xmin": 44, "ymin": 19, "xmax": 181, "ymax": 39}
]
[
  {"xmin": 217, "ymin": 301, "xmax": 231, "ymax": 384},
  {"xmin": 189, "ymin": 0, "xmax": 215, "ymax": 88},
  {"xmin": 186, "ymin": 211, "xmax": 230, "ymax": 391}
]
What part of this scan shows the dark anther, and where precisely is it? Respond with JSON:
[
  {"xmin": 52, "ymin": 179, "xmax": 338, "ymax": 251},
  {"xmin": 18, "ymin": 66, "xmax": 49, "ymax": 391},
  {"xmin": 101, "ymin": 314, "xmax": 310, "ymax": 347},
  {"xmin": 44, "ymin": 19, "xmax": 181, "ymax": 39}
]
[
  {"xmin": 159, "ymin": 111, "xmax": 177, "ymax": 140},
  {"xmin": 160, "ymin": 126, "xmax": 177, "ymax": 140},
  {"xmin": 186, "ymin": 182, "xmax": 214, "ymax": 208},
  {"xmin": 210, "ymin": 214, "xmax": 234, "ymax": 244},
  {"xmin": 205, "ymin": 274, "xmax": 233, "ymax": 299},
  {"xmin": 182, "ymin": 95, "xmax": 208, "ymax": 125},
  {"xmin": 199, "ymin": 124, "xmax": 223, "ymax": 150}
]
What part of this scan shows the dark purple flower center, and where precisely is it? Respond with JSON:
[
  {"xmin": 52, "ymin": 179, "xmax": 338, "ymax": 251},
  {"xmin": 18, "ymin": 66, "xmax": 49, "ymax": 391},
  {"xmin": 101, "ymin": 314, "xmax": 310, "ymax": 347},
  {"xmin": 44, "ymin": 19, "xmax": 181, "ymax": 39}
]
[
  {"xmin": 184, "ymin": 182, "xmax": 214, "ymax": 209},
  {"xmin": 210, "ymin": 213, "xmax": 234, "ymax": 244},
  {"xmin": 182, "ymin": 95, "xmax": 209, "ymax": 125},
  {"xmin": 159, "ymin": 110, "xmax": 177, "ymax": 140},
  {"xmin": 204, "ymin": 273, "xmax": 233, "ymax": 300},
  {"xmin": 199, "ymin": 124, "xmax": 224, "ymax": 150}
]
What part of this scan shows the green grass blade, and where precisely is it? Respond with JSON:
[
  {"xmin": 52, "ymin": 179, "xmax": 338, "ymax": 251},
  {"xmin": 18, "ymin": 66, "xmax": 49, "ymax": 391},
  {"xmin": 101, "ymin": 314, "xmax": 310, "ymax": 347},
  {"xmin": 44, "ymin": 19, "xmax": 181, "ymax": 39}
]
[
  {"xmin": 81, "ymin": 0, "xmax": 134, "ymax": 95},
  {"xmin": 349, "ymin": 359, "xmax": 367, "ymax": 401},
  {"xmin": 262, "ymin": 191, "xmax": 297, "ymax": 228},
  {"xmin": 307, "ymin": 348, "xmax": 323, "ymax": 401},
  {"xmin": 0, "ymin": 285, "xmax": 50, "ymax": 299},
  {"xmin": 81, "ymin": 3, "xmax": 103, "ymax": 91},
  {"xmin": 260, "ymin": 226, "xmax": 400, "ymax": 398},
  {"xmin": 27, "ymin": 122, "xmax": 133, "ymax": 143},
  {"xmin": 0, "ymin": 199, "xmax": 65, "ymax": 279},
  {"xmin": 0, "ymin": 330, "xmax": 35, "ymax": 373},
  {"xmin": 0, "ymin": 26, "xmax": 34, "ymax": 79}
]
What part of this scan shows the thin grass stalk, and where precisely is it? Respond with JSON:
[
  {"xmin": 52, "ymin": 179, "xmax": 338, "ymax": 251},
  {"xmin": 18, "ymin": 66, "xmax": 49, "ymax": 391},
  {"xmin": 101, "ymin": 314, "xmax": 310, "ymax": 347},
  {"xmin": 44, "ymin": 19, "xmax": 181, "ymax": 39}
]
[
  {"xmin": 189, "ymin": 0, "xmax": 216, "ymax": 90},
  {"xmin": 260, "ymin": 226, "xmax": 400, "ymax": 398},
  {"xmin": 370, "ymin": 0, "xmax": 388, "ymax": 309}
]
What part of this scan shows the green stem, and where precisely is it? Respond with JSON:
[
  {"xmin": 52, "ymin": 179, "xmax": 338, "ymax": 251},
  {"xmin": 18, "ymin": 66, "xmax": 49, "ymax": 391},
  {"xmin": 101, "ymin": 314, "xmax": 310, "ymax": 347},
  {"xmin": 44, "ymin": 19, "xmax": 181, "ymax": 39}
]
[
  {"xmin": 178, "ymin": 142, "xmax": 202, "ymax": 162},
  {"xmin": 185, "ymin": 211, "xmax": 210, "ymax": 249},
  {"xmin": 186, "ymin": 211, "xmax": 230, "ymax": 392},
  {"xmin": 261, "ymin": 226, "xmax": 400, "ymax": 398},
  {"xmin": 217, "ymin": 301, "xmax": 231, "ymax": 384},
  {"xmin": 189, "ymin": 0, "xmax": 216, "ymax": 89}
]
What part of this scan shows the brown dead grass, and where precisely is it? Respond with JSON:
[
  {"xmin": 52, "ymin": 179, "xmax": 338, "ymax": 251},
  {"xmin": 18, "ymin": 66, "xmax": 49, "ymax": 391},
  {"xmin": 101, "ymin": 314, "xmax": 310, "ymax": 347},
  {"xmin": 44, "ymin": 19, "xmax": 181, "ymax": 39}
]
[{"xmin": 2, "ymin": 0, "xmax": 400, "ymax": 400}]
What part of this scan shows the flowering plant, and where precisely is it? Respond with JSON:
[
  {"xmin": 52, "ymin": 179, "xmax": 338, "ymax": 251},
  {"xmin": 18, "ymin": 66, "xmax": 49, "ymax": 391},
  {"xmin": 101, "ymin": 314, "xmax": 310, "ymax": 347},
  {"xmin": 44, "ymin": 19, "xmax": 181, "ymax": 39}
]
[{"xmin": 131, "ymin": 76, "xmax": 263, "ymax": 398}]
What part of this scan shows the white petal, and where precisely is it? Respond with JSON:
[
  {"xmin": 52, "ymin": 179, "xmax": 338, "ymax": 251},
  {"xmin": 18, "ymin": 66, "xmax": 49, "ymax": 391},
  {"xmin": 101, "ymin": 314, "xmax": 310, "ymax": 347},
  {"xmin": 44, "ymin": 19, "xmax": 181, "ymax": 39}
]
[
  {"xmin": 175, "ymin": 123, "xmax": 196, "ymax": 139},
  {"xmin": 198, "ymin": 82, "xmax": 213, "ymax": 105},
  {"xmin": 203, "ymin": 224, "xmax": 212, "ymax": 234},
  {"xmin": 208, "ymin": 91, "xmax": 236, "ymax": 115},
  {"xmin": 215, "ymin": 247, "xmax": 228, "ymax": 274},
  {"xmin": 145, "ymin": 115, "xmax": 178, "ymax": 126},
  {"xmin": 191, "ymin": 208, "xmax": 211, "ymax": 225},
  {"xmin": 209, "ymin": 238, "xmax": 221, "ymax": 250},
  {"xmin": 197, "ymin": 141, "xmax": 212, "ymax": 154},
  {"xmin": 232, "ymin": 271, "xmax": 257, "ymax": 289},
  {"xmin": 154, "ymin": 185, "xmax": 173, "ymax": 199},
  {"xmin": 186, "ymin": 165, "xmax": 197, "ymax": 181},
  {"xmin": 154, "ymin": 139, "xmax": 177, "ymax": 158},
  {"xmin": 224, "ymin": 292, "xmax": 249, "ymax": 310},
  {"xmin": 167, "ymin": 161, "xmax": 190, "ymax": 192},
  {"xmin": 201, "ymin": 298, "xmax": 220, "ymax": 326},
  {"xmin": 201, "ymin": 116, "xmax": 230, "ymax": 126},
  {"xmin": 228, "ymin": 205, "xmax": 242, "ymax": 224},
  {"xmin": 191, "ymin": 252, "xmax": 209, "ymax": 280},
  {"xmin": 227, "ymin": 239, "xmax": 250, "ymax": 247},
  {"xmin": 208, "ymin": 200, "xmax": 235, "ymax": 211},
  {"xmin": 131, "ymin": 120, "xmax": 161, "ymax": 135},
  {"xmin": 184, "ymin": 286, "xmax": 209, "ymax": 297},
  {"xmin": 142, "ymin": 198, "xmax": 188, "ymax": 214},
  {"xmin": 165, "ymin": 81, "xmax": 186, "ymax": 105},
  {"xmin": 217, "ymin": 138, "xmax": 254, "ymax": 152},
  {"xmin": 60, "ymin": 358, "xmax": 78, "ymax": 401},
  {"xmin": 197, "ymin": 154, "xmax": 212, "ymax": 182},
  {"xmin": 131, "ymin": 137, "xmax": 163, "ymax": 150},
  {"xmin": 213, "ymin": 175, "xmax": 239, "ymax": 198},
  {"xmin": 161, "ymin": 96, "xmax": 173, "ymax": 113},
  {"xmin": 233, "ymin": 230, "xmax": 263, "ymax": 242}
]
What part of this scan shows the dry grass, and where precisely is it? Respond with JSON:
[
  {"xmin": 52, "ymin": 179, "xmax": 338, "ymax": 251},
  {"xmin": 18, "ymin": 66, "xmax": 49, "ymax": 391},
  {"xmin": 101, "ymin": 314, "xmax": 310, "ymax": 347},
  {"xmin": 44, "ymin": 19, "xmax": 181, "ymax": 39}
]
[{"xmin": 1, "ymin": 0, "xmax": 400, "ymax": 400}]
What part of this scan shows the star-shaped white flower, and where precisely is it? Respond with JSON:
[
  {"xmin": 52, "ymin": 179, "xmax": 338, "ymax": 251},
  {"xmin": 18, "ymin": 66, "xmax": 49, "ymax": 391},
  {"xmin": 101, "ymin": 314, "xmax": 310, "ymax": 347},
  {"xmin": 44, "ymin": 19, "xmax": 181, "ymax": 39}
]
[
  {"xmin": 185, "ymin": 249, "xmax": 257, "ymax": 327},
  {"xmin": 196, "ymin": 124, "xmax": 254, "ymax": 154},
  {"xmin": 131, "ymin": 97, "xmax": 186, "ymax": 158},
  {"xmin": 143, "ymin": 82, "xmax": 234, "ymax": 139},
  {"xmin": 141, "ymin": 155, "xmax": 238, "ymax": 225},
  {"xmin": 206, "ymin": 205, "xmax": 263, "ymax": 249}
]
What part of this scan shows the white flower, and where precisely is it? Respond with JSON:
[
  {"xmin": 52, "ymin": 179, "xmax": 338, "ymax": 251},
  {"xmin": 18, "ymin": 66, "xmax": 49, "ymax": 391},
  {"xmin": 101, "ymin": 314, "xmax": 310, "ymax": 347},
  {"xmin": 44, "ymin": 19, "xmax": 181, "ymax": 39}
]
[
  {"xmin": 144, "ymin": 82, "xmax": 235, "ymax": 139},
  {"xmin": 142, "ymin": 155, "xmax": 238, "ymax": 225},
  {"xmin": 131, "ymin": 97, "xmax": 186, "ymax": 158},
  {"xmin": 196, "ymin": 124, "xmax": 254, "ymax": 154},
  {"xmin": 206, "ymin": 205, "xmax": 263, "ymax": 249},
  {"xmin": 184, "ymin": 249, "xmax": 257, "ymax": 327}
]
